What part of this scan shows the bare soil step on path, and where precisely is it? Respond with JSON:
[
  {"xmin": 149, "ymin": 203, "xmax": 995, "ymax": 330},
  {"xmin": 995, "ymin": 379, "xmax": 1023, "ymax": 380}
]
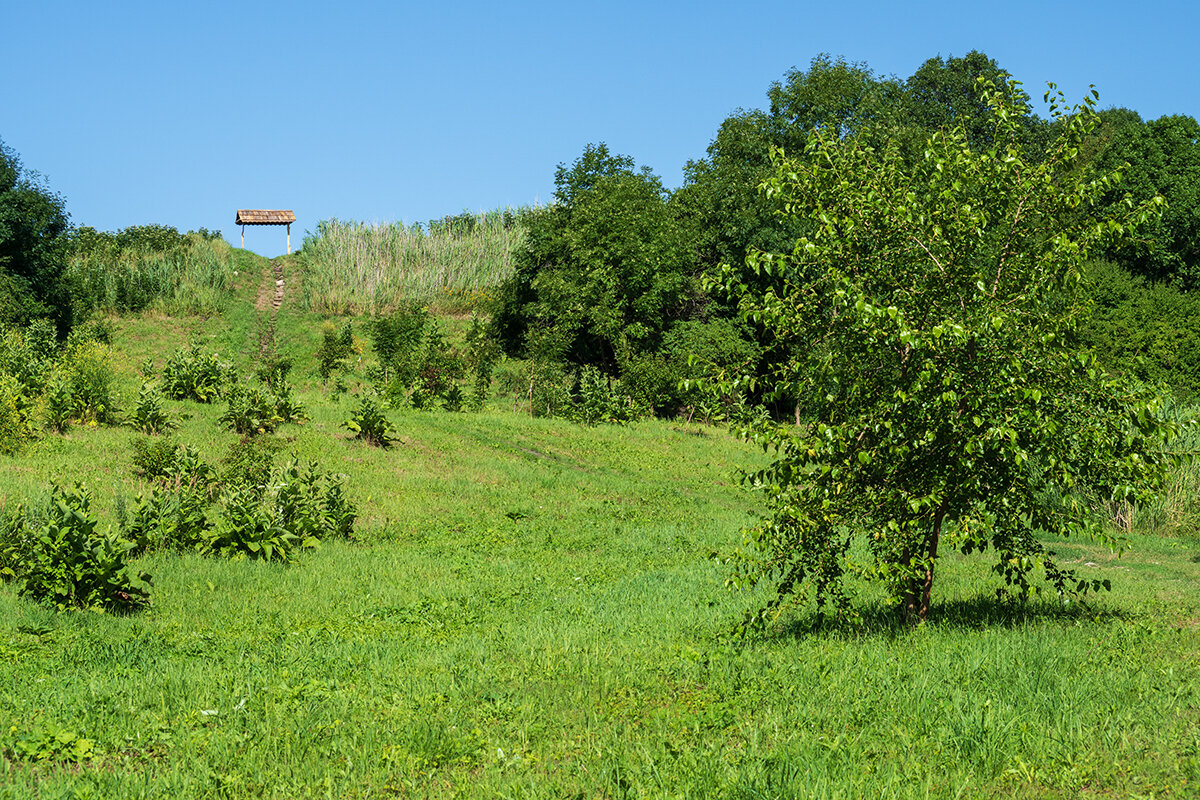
[{"xmin": 255, "ymin": 258, "xmax": 285, "ymax": 358}]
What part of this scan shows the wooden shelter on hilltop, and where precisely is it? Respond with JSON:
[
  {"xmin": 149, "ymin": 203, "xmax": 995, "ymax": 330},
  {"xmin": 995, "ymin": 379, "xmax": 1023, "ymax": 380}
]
[{"xmin": 236, "ymin": 209, "xmax": 297, "ymax": 253}]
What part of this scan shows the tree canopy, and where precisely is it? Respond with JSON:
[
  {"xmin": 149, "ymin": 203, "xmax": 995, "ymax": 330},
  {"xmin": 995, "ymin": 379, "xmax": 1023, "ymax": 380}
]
[
  {"xmin": 492, "ymin": 144, "xmax": 697, "ymax": 371},
  {"xmin": 0, "ymin": 139, "xmax": 72, "ymax": 332}
]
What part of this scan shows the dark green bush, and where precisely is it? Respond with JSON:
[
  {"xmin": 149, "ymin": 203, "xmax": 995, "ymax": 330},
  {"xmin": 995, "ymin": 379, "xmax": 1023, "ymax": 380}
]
[
  {"xmin": 123, "ymin": 449, "xmax": 355, "ymax": 559},
  {"xmin": 270, "ymin": 379, "xmax": 308, "ymax": 425},
  {"xmin": 219, "ymin": 384, "xmax": 282, "ymax": 436},
  {"xmin": 202, "ymin": 462, "xmax": 355, "ymax": 561},
  {"xmin": 492, "ymin": 144, "xmax": 698, "ymax": 371},
  {"xmin": 162, "ymin": 344, "xmax": 234, "ymax": 403},
  {"xmin": 127, "ymin": 381, "xmax": 176, "ymax": 435},
  {"xmin": 344, "ymin": 394, "xmax": 396, "ymax": 447},
  {"xmin": 220, "ymin": 437, "xmax": 283, "ymax": 489},
  {"xmin": 1082, "ymin": 259, "xmax": 1200, "ymax": 395},
  {"xmin": 122, "ymin": 484, "xmax": 209, "ymax": 553},
  {"xmin": 316, "ymin": 321, "xmax": 356, "ymax": 383},
  {"xmin": 130, "ymin": 438, "xmax": 215, "ymax": 490},
  {"xmin": 202, "ymin": 486, "xmax": 306, "ymax": 562},
  {"xmin": 0, "ymin": 486, "xmax": 150, "ymax": 611},
  {"xmin": 368, "ymin": 304, "xmax": 429, "ymax": 385}
]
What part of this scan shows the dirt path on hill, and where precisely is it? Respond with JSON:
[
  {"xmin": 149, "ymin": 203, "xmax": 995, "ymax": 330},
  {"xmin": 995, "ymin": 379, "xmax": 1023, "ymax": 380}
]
[{"xmin": 256, "ymin": 258, "xmax": 285, "ymax": 358}]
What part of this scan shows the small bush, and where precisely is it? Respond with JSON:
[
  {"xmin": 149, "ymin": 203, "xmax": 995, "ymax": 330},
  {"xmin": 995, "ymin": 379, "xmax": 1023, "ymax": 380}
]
[
  {"xmin": 162, "ymin": 344, "xmax": 234, "ymax": 403},
  {"xmin": 272, "ymin": 461, "xmax": 357, "ymax": 540},
  {"xmin": 40, "ymin": 372, "xmax": 73, "ymax": 433},
  {"xmin": 220, "ymin": 384, "xmax": 282, "ymax": 436},
  {"xmin": 202, "ymin": 486, "xmax": 307, "ymax": 562},
  {"xmin": 270, "ymin": 379, "xmax": 308, "ymax": 425},
  {"xmin": 128, "ymin": 381, "xmax": 176, "ymax": 435},
  {"xmin": 57, "ymin": 339, "xmax": 119, "ymax": 425},
  {"xmin": 344, "ymin": 394, "xmax": 396, "ymax": 447},
  {"xmin": 570, "ymin": 365, "xmax": 643, "ymax": 425},
  {"xmin": 0, "ymin": 373, "xmax": 35, "ymax": 454},
  {"xmin": 130, "ymin": 438, "xmax": 215, "ymax": 490},
  {"xmin": 122, "ymin": 452, "xmax": 355, "ymax": 559},
  {"xmin": 0, "ymin": 486, "xmax": 151, "ymax": 611},
  {"xmin": 122, "ymin": 484, "xmax": 210, "ymax": 553},
  {"xmin": 464, "ymin": 314, "xmax": 499, "ymax": 410},
  {"xmin": 0, "ymin": 320, "xmax": 55, "ymax": 393},
  {"xmin": 316, "ymin": 321, "xmax": 356, "ymax": 384},
  {"xmin": 254, "ymin": 356, "xmax": 293, "ymax": 388},
  {"xmin": 368, "ymin": 304, "xmax": 430, "ymax": 385},
  {"xmin": 220, "ymin": 437, "xmax": 283, "ymax": 489}
]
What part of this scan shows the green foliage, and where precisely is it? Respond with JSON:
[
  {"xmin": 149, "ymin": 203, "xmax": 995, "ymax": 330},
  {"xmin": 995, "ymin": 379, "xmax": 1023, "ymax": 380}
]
[
  {"xmin": 202, "ymin": 485, "xmax": 309, "ymax": 562},
  {"xmin": 315, "ymin": 321, "xmax": 355, "ymax": 383},
  {"xmin": 1091, "ymin": 110, "xmax": 1200, "ymax": 288},
  {"xmin": 127, "ymin": 381, "xmax": 177, "ymax": 435},
  {"xmin": 4, "ymin": 722, "xmax": 97, "ymax": 765},
  {"xmin": 902, "ymin": 51, "xmax": 1046, "ymax": 154},
  {"xmin": 720, "ymin": 80, "xmax": 1179, "ymax": 625},
  {"xmin": 200, "ymin": 461, "xmax": 355, "ymax": 561},
  {"xmin": 123, "ymin": 437, "xmax": 354, "ymax": 558},
  {"xmin": 254, "ymin": 355, "xmax": 293, "ymax": 388},
  {"xmin": 492, "ymin": 144, "xmax": 698, "ymax": 371},
  {"xmin": 66, "ymin": 225, "xmax": 236, "ymax": 317},
  {"xmin": 0, "ymin": 319, "xmax": 56, "ymax": 390},
  {"xmin": 368, "ymin": 303, "xmax": 430, "ymax": 385},
  {"xmin": 161, "ymin": 343, "xmax": 234, "ymax": 403},
  {"xmin": 40, "ymin": 371, "xmax": 73, "ymax": 433},
  {"xmin": 343, "ymin": 394, "xmax": 396, "ymax": 447},
  {"xmin": 0, "ymin": 139, "xmax": 72, "ymax": 332},
  {"xmin": 219, "ymin": 436, "xmax": 283, "ymax": 489},
  {"xmin": 570, "ymin": 365, "xmax": 641, "ymax": 425},
  {"xmin": 0, "ymin": 372, "xmax": 34, "ymax": 454},
  {"xmin": 130, "ymin": 437, "xmax": 215, "ymax": 490},
  {"xmin": 622, "ymin": 318, "xmax": 761, "ymax": 416},
  {"xmin": 122, "ymin": 483, "xmax": 210, "ymax": 553},
  {"xmin": 464, "ymin": 314, "xmax": 499, "ymax": 410},
  {"xmin": 271, "ymin": 460, "xmax": 357, "ymax": 540},
  {"xmin": 219, "ymin": 384, "xmax": 282, "ymax": 436},
  {"xmin": 53, "ymin": 338, "xmax": 119, "ymax": 426},
  {"xmin": 0, "ymin": 485, "xmax": 150, "ymax": 611},
  {"xmin": 1081, "ymin": 259, "xmax": 1200, "ymax": 394},
  {"xmin": 270, "ymin": 377, "xmax": 308, "ymax": 424}
]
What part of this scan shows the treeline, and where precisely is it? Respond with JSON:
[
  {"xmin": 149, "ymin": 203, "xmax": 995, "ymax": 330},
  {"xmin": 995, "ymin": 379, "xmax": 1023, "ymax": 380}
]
[{"xmin": 492, "ymin": 51, "xmax": 1200, "ymax": 408}]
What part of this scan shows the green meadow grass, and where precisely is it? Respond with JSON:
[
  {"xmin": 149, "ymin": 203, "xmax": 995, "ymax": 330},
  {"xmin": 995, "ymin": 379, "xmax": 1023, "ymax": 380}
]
[{"xmin": 0, "ymin": 251, "xmax": 1198, "ymax": 798}]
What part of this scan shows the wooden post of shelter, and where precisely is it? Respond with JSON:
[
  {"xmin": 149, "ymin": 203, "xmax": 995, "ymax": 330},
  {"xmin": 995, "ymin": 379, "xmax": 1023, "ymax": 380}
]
[{"xmin": 235, "ymin": 209, "xmax": 297, "ymax": 254}]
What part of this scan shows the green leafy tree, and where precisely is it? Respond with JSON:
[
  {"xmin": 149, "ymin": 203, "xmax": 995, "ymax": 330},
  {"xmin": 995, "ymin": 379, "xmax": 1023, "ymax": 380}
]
[
  {"xmin": 718, "ymin": 80, "xmax": 1179, "ymax": 626},
  {"xmin": 679, "ymin": 55, "xmax": 902, "ymax": 279},
  {"xmin": 902, "ymin": 51, "xmax": 1049, "ymax": 155},
  {"xmin": 492, "ymin": 144, "xmax": 697, "ymax": 372},
  {"xmin": 1092, "ymin": 110, "xmax": 1200, "ymax": 288},
  {"xmin": 0, "ymin": 139, "xmax": 72, "ymax": 331}
]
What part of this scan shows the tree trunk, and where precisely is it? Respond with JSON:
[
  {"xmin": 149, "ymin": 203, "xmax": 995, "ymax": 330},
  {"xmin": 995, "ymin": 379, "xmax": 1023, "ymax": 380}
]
[{"xmin": 900, "ymin": 501, "xmax": 948, "ymax": 623}]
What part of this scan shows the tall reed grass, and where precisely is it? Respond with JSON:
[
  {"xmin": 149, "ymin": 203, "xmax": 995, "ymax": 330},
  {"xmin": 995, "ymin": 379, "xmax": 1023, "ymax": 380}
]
[
  {"xmin": 295, "ymin": 209, "xmax": 527, "ymax": 315},
  {"xmin": 66, "ymin": 233, "xmax": 237, "ymax": 317}
]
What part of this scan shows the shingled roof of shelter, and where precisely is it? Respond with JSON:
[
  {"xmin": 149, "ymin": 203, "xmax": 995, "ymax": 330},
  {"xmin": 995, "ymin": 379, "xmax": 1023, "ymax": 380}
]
[{"xmin": 236, "ymin": 209, "xmax": 296, "ymax": 225}]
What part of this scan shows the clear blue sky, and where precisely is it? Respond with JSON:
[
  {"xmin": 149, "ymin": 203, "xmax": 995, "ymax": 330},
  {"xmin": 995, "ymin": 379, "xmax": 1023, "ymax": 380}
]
[{"xmin": 4, "ymin": 0, "xmax": 1197, "ymax": 255}]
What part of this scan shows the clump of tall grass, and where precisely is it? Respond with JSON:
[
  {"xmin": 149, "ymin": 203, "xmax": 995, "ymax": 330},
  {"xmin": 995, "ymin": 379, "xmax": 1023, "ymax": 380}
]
[
  {"xmin": 295, "ymin": 209, "xmax": 528, "ymax": 315},
  {"xmin": 1111, "ymin": 398, "xmax": 1200, "ymax": 536},
  {"xmin": 66, "ymin": 226, "xmax": 237, "ymax": 317}
]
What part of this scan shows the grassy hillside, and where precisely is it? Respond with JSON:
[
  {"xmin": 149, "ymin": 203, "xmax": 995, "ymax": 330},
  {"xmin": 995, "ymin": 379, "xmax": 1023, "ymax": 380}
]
[{"xmin": 0, "ymin": 252, "xmax": 1198, "ymax": 798}]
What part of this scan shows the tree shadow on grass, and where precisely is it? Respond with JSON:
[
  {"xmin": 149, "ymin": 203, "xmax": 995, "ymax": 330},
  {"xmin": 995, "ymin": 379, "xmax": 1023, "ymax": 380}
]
[{"xmin": 765, "ymin": 593, "xmax": 1130, "ymax": 643}]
